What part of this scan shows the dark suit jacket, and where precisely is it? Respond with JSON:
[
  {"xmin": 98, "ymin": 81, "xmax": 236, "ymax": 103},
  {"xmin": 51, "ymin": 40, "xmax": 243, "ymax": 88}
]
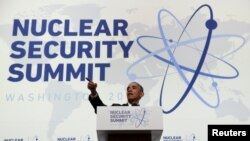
[{"xmin": 88, "ymin": 95, "xmax": 139, "ymax": 114}]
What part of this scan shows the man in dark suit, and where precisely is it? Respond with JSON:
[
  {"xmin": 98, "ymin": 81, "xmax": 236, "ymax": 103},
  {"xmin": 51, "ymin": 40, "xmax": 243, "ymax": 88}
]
[{"xmin": 87, "ymin": 80, "xmax": 144, "ymax": 113}]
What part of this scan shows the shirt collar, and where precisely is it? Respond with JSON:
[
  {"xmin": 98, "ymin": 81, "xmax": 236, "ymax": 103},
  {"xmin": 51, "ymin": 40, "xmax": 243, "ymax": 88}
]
[{"xmin": 128, "ymin": 103, "xmax": 139, "ymax": 106}]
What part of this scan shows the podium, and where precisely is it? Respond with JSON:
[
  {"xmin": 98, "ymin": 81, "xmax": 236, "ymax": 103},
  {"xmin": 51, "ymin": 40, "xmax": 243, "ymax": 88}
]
[{"xmin": 96, "ymin": 106, "xmax": 163, "ymax": 141}]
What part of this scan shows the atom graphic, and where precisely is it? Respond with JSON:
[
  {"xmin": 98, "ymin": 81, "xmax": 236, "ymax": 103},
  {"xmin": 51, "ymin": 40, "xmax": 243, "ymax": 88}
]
[
  {"xmin": 130, "ymin": 108, "xmax": 149, "ymax": 128},
  {"xmin": 127, "ymin": 4, "xmax": 245, "ymax": 114}
]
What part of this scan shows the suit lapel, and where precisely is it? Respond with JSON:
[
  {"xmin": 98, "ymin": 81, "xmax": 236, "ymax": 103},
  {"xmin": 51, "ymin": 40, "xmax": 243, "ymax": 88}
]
[{"xmin": 122, "ymin": 103, "xmax": 129, "ymax": 106}]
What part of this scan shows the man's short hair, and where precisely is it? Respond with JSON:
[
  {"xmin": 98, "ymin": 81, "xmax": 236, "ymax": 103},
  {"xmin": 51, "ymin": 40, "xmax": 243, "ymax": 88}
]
[{"xmin": 132, "ymin": 82, "xmax": 144, "ymax": 93}]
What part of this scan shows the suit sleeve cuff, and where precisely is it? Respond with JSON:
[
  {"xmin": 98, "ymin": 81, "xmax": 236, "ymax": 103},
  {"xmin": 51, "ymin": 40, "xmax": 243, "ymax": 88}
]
[{"xmin": 89, "ymin": 93, "xmax": 98, "ymax": 99}]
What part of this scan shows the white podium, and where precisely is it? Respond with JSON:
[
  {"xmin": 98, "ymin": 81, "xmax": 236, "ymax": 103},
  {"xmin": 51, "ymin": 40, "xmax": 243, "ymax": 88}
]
[{"xmin": 96, "ymin": 106, "xmax": 163, "ymax": 141}]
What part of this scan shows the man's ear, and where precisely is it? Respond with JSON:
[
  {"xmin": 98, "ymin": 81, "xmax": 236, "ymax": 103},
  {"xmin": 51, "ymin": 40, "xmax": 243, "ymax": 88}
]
[{"xmin": 140, "ymin": 92, "xmax": 144, "ymax": 97}]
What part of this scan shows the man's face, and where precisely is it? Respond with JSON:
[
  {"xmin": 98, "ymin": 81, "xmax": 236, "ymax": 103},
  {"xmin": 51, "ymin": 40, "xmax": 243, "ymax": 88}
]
[{"xmin": 126, "ymin": 82, "xmax": 144, "ymax": 103}]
